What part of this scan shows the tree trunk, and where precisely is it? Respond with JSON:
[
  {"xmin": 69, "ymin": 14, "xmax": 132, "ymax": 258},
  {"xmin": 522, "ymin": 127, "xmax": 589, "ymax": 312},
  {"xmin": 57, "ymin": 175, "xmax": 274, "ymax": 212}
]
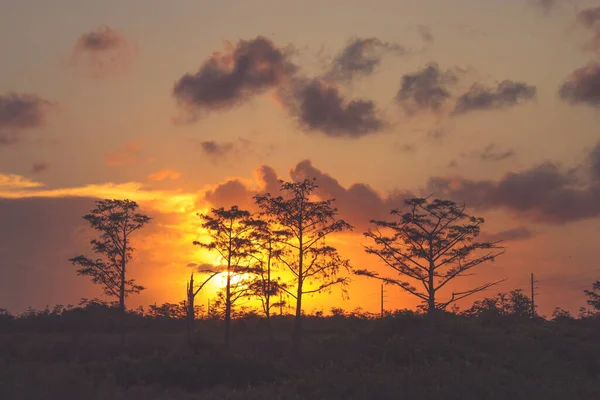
[
  {"xmin": 187, "ymin": 274, "xmax": 194, "ymax": 347},
  {"xmin": 120, "ymin": 235, "xmax": 127, "ymax": 346},
  {"xmin": 266, "ymin": 250, "xmax": 273, "ymax": 342},
  {"xmin": 225, "ymin": 269, "xmax": 231, "ymax": 349},
  {"xmin": 427, "ymin": 246, "xmax": 436, "ymax": 318},
  {"xmin": 292, "ymin": 235, "xmax": 303, "ymax": 356}
]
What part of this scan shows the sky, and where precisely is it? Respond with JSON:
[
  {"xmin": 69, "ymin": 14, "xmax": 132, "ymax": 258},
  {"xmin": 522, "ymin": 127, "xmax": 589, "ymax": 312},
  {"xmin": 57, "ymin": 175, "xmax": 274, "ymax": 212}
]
[{"xmin": 1, "ymin": 0, "xmax": 600, "ymax": 316}]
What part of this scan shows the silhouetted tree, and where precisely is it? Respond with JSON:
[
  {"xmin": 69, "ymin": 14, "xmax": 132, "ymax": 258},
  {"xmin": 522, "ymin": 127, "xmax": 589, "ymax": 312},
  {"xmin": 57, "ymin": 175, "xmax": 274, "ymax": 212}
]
[
  {"xmin": 357, "ymin": 198, "xmax": 504, "ymax": 317},
  {"xmin": 194, "ymin": 206, "xmax": 255, "ymax": 348},
  {"xmin": 584, "ymin": 281, "xmax": 600, "ymax": 312},
  {"xmin": 69, "ymin": 199, "xmax": 150, "ymax": 344},
  {"xmin": 464, "ymin": 289, "xmax": 532, "ymax": 319},
  {"xmin": 247, "ymin": 218, "xmax": 287, "ymax": 341},
  {"xmin": 186, "ymin": 269, "xmax": 220, "ymax": 345},
  {"xmin": 551, "ymin": 307, "xmax": 574, "ymax": 322},
  {"xmin": 254, "ymin": 178, "xmax": 353, "ymax": 354}
]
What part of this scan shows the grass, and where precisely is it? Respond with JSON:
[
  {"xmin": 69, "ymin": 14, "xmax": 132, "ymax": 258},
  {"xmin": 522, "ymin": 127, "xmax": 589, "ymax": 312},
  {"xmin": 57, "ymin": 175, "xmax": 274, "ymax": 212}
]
[{"xmin": 1, "ymin": 313, "xmax": 599, "ymax": 399}]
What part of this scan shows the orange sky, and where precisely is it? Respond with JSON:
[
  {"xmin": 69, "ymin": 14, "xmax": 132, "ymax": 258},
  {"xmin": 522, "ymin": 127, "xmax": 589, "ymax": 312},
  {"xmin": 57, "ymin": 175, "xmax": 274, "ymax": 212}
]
[{"xmin": 1, "ymin": 0, "xmax": 600, "ymax": 316}]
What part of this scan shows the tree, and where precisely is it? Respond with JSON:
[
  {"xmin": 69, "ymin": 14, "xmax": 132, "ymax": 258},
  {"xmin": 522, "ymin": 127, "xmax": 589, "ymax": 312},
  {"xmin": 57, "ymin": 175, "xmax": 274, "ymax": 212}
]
[
  {"xmin": 186, "ymin": 269, "xmax": 220, "ymax": 346},
  {"xmin": 194, "ymin": 206, "xmax": 255, "ymax": 349},
  {"xmin": 246, "ymin": 217, "xmax": 288, "ymax": 341},
  {"xmin": 463, "ymin": 289, "xmax": 532, "ymax": 319},
  {"xmin": 357, "ymin": 198, "xmax": 504, "ymax": 317},
  {"xmin": 254, "ymin": 178, "xmax": 353, "ymax": 354},
  {"xmin": 584, "ymin": 281, "xmax": 600, "ymax": 312},
  {"xmin": 70, "ymin": 199, "xmax": 150, "ymax": 344}
]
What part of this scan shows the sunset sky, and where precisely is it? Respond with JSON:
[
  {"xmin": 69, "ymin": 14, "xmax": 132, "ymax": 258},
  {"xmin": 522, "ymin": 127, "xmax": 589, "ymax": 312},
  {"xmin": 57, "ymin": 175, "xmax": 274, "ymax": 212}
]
[{"xmin": 2, "ymin": 0, "xmax": 600, "ymax": 316}]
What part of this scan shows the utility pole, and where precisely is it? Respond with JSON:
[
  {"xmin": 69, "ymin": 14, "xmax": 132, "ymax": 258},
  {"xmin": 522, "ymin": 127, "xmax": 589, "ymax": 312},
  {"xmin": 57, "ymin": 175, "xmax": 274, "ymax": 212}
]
[{"xmin": 380, "ymin": 283, "xmax": 385, "ymax": 318}]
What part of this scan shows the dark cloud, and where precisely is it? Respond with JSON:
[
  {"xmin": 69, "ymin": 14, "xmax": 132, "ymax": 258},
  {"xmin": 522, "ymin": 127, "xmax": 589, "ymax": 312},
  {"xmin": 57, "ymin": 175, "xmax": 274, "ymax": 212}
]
[
  {"xmin": 186, "ymin": 262, "xmax": 225, "ymax": 273},
  {"xmin": 31, "ymin": 163, "xmax": 49, "ymax": 174},
  {"xmin": 324, "ymin": 37, "xmax": 406, "ymax": 82},
  {"xmin": 0, "ymin": 93, "xmax": 52, "ymax": 146},
  {"xmin": 203, "ymin": 165, "xmax": 279, "ymax": 210},
  {"xmin": 479, "ymin": 227, "xmax": 535, "ymax": 243},
  {"xmin": 173, "ymin": 36, "xmax": 297, "ymax": 116},
  {"xmin": 203, "ymin": 160, "xmax": 412, "ymax": 230},
  {"xmin": 280, "ymin": 79, "xmax": 385, "ymax": 138},
  {"xmin": 577, "ymin": 6, "xmax": 600, "ymax": 28},
  {"xmin": 0, "ymin": 197, "xmax": 98, "ymax": 312},
  {"xmin": 426, "ymin": 144, "xmax": 600, "ymax": 224},
  {"xmin": 78, "ymin": 25, "xmax": 123, "ymax": 51},
  {"xmin": 529, "ymin": 0, "xmax": 558, "ymax": 12},
  {"xmin": 395, "ymin": 63, "xmax": 459, "ymax": 113},
  {"xmin": 70, "ymin": 26, "xmax": 137, "ymax": 78},
  {"xmin": 199, "ymin": 140, "xmax": 235, "ymax": 158},
  {"xmin": 418, "ymin": 25, "xmax": 434, "ymax": 45},
  {"xmin": 479, "ymin": 144, "xmax": 516, "ymax": 162},
  {"xmin": 589, "ymin": 142, "xmax": 600, "ymax": 181},
  {"xmin": 289, "ymin": 160, "xmax": 414, "ymax": 230},
  {"xmin": 453, "ymin": 80, "xmax": 537, "ymax": 115},
  {"xmin": 559, "ymin": 62, "xmax": 600, "ymax": 107},
  {"xmin": 576, "ymin": 7, "xmax": 600, "ymax": 53},
  {"xmin": 204, "ymin": 179, "xmax": 254, "ymax": 210}
]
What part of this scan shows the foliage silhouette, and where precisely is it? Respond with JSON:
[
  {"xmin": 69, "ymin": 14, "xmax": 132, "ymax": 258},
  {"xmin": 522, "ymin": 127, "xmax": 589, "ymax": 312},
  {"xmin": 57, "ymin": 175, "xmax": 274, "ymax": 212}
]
[
  {"xmin": 194, "ymin": 206, "xmax": 256, "ymax": 349},
  {"xmin": 357, "ymin": 198, "xmax": 504, "ymax": 316},
  {"xmin": 69, "ymin": 199, "xmax": 150, "ymax": 344},
  {"xmin": 254, "ymin": 178, "xmax": 353, "ymax": 354},
  {"xmin": 246, "ymin": 216, "xmax": 288, "ymax": 341},
  {"xmin": 584, "ymin": 280, "xmax": 600, "ymax": 311}
]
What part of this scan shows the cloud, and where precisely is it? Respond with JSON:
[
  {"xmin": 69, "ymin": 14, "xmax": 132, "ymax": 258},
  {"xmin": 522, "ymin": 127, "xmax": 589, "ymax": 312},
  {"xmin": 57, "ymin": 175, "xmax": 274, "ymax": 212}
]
[
  {"xmin": 199, "ymin": 140, "xmax": 235, "ymax": 159},
  {"xmin": 418, "ymin": 25, "xmax": 434, "ymax": 45},
  {"xmin": 479, "ymin": 144, "xmax": 516, "ymax": 162},
  {"xmin": 479, "ymin": 227, "xmax": 535, "ymax": 242},
  {"xmin": 0, "ymin": 93, "xmax": 53, "ymax": 146},
  {"xmin": 0, "ymin": 174, "xmax": 43, "ymax": 189},
  {"xmin": 70, "ymin": 25, "xmax": 138, "ymax": 78},
  {"xmin": 31, "ymin": 163, "xmax": 49, "ymax": 174},
  {"xmin": 589, "ymin": 143, "xmax": 600, "ymax": 181},
  {"xmin": 395, "ymin": 63, "xmax": 459, "ymax": 114},
  {"xmin": 104, "ymin": 140, "xmax": 142, "ymax": 166},
  {"xmin": 453, "ymin": 80, "xmax": 537, "ymax": 115},
  {"xmin": 201, "ymin": 160, "xmax": 413, "ymax": 229},
  {"xmin": 427, "ymin": 127, "xmax": 446, "ymax": 141},
  {"xmin": 324, "ymin": 37, "xmax": 406, "ymax": 82},
  {"xmin": 577, "ymin": 6, "xmax": 600, "ymax": 53},
  {"xmin": 529, "ymin": 0, "xmax": 558, "ymax": 12},
  {"xmin": 289, "ymin": 160, "xmax": 414, "ymax": 230},
  {"xmin": 172, "ymin": 36, "xmax": 297, "ymax": 118},
  {"xmin": 148, "ymin": 168, "xmax": 181, "ymax": 181},
  {"xmin": 426, "ymin": 144, "xmax": 600, "ymax": 224},
  {"xmin": 186, "ymin": 262, "xmax": 226, "ymax": 273},
  {"xmin": 0, "ymin": 197, "xmax": 99, "ymax": 311},
  {"xmin": 203, "ymin": 165, "xmax": 280, "ymax": 210},
  {"xmin": 395, "ymin": 143, "xmax": 416, "ymax": 153},
  {"xmin": 280, "ymin": 79, "xmax": 385, "ymax": 138},
  {"xmin": 559, "ymin": 62, "xmax": 600, "ymax": 107}
]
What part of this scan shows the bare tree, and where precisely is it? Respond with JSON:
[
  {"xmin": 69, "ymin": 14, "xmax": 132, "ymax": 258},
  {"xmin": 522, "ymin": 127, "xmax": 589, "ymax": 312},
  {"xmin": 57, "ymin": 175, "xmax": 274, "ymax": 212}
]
[
  {"xmin": 69, "ymin": 199, "xmax": 151, "ymax": 344},
  {"xmin": 254, "ymin": 178, "xmax": 353, "ymax": 354},
  {"xmin": 194, "ymin": 206, "xmax": 255, "ymax": 349},
  {"xmin": 357, "ymin": 198, "xmax": 504, "ymax": 316},
  {"xmin": 186, "ymin": 268, "xmax": 220, "ymax": 346}
]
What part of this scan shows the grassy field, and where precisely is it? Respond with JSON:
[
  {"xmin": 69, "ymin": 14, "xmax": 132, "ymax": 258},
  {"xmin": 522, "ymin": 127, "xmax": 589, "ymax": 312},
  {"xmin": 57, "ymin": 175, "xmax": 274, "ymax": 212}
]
[{"xmin": 1, "ymin": 311, "xmax": 600, "ymax": 399}]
